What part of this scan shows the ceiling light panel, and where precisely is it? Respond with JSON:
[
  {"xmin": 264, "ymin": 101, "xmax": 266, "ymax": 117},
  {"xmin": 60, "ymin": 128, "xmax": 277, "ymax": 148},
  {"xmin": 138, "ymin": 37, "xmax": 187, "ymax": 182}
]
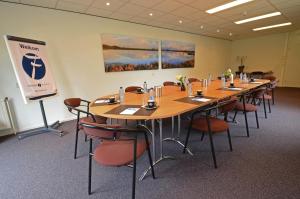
[
  {"xmin": 253, "ymin": 22, "xmax": 292, "ymax": 31},
  {"xmin": 235, "ymin": 12, "xmax": 281, "ymax": 24},
  {"xmin": 206, "ymin": 0, "xmax": 254, "ymax": 14}
]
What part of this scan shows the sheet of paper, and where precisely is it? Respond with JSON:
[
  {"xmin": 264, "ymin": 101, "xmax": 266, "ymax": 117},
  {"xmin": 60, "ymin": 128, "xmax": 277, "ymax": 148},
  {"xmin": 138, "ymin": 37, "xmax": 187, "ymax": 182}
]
[
  {"xmin": 192, "ymin": 98, "xmax": 211, "ymax": 102},
  {"xmin": 95, "ymin": 99, "xmax": 109, "ymax": 104},
  {"xmin": 225, "ymin": 87, "xmax": 243, "ymax": 91},
  {"xmin": 120, "ymin": 108, "xmax": 140, "ymax": 115}
]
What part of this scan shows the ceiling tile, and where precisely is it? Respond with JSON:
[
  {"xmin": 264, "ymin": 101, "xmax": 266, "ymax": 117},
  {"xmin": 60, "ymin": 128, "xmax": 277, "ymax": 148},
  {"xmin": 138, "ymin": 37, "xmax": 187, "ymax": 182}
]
[
  {"xmin": 175, "ymin": 0, "xmax": 196, "ymax": 4},
  {"xmin": 129, "ymin": 0, "xmax": 163, "ymax": 8},
  {"xmin": 135, "ymin": 8, "xmax": 165, "ymax": 18},
  {"xmin": 20, "ymin": 0, "xmax": 58, "ymax": 8},
  {"xmin": 91, "ymin": 0, "xmax": 127, "ymax": 11},
  {"xmin": 60, "ymin": 0, "xmax": 94, "ymax": 6},
  {"xmin": 56, "ymin": 1, "xmax": 89, "ymax": 12},
  {"xmin": 152, "ymin": 0, "xmax": 183, "ymax": 12},
  {"xmin": 171, "ymin": 5, "xmax": 199, "ymax": 19},
  {"xmin": 116, "ymin": 3, "xmax": 148, "ymax": 15}
]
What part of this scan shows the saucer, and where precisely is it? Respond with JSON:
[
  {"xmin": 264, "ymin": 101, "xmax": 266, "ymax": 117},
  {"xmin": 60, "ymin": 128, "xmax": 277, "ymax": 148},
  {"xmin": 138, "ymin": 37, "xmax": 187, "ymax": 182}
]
[
  {"xmin": 107, "ymin": 101, "xmax": 119, "ymax": 105},
  {"xmin": 142, "ymin": 105, "xmax": 158, "ymax": 110}
]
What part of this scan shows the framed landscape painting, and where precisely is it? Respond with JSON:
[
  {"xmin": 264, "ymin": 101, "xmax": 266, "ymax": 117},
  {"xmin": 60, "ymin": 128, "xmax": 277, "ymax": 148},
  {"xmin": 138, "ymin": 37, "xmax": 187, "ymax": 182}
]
[
  {"xmin": 101, "ymin": 34, "xmax": 159, "ymax": 72},
  {"xmin": 161, "ymin": 40, "xmax": 195, "ymax": 69}
]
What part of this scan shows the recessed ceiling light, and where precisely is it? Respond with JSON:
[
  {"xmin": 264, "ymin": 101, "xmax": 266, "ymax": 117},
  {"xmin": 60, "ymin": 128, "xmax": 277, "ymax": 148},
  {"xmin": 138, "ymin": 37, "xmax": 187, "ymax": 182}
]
[
  {"xmin": 235, "ymin": 12, "xmax": 281, "ymax": 24},
  {"xmin": 200, "ymin": 25, "xmax": 204, "ymax": 29},
  {"xmin": 229, "ymin": 32, "xmax": 233, "ymax": 36},
  {"xmin": 149, "ymin": 13, "xmax": 153, "ymax": 16},
  {"xmin": 217, "ymin": 29, "xmax": 220, "ymax": 32},
  {"xmin": 179, "ymin": 20, "xmax": 183, "ymax": 24},
  {"xmin": 253, "ymin": 22, "xmax": 292, "ymax": 31},
  {"xmin": 106, "ymin": 2, "xmax": 110, "ymax": 6},
  {"xmin": 206, "ymin": 0, "xmax": 253, "ymax": 14}
]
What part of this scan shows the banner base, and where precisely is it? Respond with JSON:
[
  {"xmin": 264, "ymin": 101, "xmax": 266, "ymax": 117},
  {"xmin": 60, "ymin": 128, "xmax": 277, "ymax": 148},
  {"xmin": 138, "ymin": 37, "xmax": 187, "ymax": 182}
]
[
  {"xmin": 18, "ymin": 100, "xmax": 64, "ymax": 140},
  {"xmin": 18, "ymin": 121, "xmax": 63, "ymax": 140}
]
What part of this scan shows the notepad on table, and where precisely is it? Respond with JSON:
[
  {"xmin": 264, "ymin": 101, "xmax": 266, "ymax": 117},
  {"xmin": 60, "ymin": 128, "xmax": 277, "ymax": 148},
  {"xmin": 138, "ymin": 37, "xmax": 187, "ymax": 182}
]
[
  {"xmin": 120, "ymin": 108, "xmax": 140, "ymax": 115},
  {"xmin": 191, "ymin": 98, "xmax": 211, "ymax": 102}
]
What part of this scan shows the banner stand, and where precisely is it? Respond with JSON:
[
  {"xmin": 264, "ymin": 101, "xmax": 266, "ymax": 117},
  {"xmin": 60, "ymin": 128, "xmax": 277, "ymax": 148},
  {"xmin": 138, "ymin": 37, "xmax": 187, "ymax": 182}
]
[
  {"xmin": 4, "ymin": 35, "xmax": 63, "ymax": 139},
  {"xmin": 18, "ymin": 94, "xmax": 64, "ymax": 139}
]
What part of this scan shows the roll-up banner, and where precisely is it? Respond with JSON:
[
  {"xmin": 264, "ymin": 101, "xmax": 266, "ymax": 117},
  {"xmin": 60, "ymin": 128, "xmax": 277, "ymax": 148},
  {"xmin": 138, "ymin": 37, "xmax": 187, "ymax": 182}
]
[{"xmin": 4, "ymin": 35, "xmax": 57, "ymax": 104}]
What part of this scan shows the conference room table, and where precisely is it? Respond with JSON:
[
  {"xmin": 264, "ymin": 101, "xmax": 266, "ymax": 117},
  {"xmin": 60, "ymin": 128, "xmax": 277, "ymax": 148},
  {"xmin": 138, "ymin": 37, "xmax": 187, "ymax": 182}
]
[{"xmin": 89, "ymin": 78, "xmax": 270, "ymax": 180}]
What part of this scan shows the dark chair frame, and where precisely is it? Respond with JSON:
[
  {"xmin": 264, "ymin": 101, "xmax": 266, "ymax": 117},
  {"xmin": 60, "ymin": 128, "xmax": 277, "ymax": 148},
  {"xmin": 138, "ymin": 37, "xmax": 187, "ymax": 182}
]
[
  {"xmin": 232, "ymin": 91, "xmax": 260, "ymax": 137},
  {"xmin": 64, "ymin": 99, "xmax": 95, "ymax": 159},
  {"xmin": 183, "ymin": 100, "xmax": 235, "ymax": 168},
  {"xmin": 80, "ymin": 122, "xmax": 155, "ymax": 199}
]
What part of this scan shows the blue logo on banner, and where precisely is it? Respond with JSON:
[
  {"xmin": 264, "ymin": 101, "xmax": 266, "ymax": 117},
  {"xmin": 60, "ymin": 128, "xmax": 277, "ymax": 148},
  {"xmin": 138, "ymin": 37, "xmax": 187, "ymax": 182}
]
[{"xmin": 22, "ymin": 53, "xmax": 46, "ymax": 80}]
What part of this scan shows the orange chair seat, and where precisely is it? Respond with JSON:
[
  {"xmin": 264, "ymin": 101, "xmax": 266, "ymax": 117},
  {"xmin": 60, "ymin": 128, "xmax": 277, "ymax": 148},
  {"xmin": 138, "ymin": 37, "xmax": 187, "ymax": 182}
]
[
  {"xmin": 93, "ymin": 138, "xmax": 147, "ymax": 166},
  {"xmin": 235, "ymin": 102, "xmax": 257, "ymax": 112},
  {"xmin": 192, "ymin": 117, "xmax": 229, "ymax": 133}
]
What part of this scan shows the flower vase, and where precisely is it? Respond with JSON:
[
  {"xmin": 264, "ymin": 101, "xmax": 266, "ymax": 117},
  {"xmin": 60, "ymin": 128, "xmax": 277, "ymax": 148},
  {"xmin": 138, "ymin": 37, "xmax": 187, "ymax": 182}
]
[{"xmin": 180, "ymin": 83, "xmax": 186, "ymax": 91}]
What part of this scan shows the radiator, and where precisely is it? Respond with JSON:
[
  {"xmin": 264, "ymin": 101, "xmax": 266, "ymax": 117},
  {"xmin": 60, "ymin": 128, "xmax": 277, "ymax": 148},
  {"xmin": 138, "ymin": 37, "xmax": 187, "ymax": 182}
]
[{"xmin": 0, "ymin": 97, "xmax": 15, "ymax": 134}]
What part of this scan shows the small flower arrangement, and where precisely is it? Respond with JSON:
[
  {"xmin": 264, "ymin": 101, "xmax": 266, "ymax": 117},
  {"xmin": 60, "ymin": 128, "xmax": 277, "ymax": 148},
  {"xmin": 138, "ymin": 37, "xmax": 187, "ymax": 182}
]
[
  {"xmin": 176, "ymin": 75, "xmax": 186, "ymax": 85},
  {"xmin": 224, "ymin": 68, "xmax": 232, "ymax": 79},
  {"xmin": 176, "ymin": 75, "xmax": 186, "ymax": 91}
]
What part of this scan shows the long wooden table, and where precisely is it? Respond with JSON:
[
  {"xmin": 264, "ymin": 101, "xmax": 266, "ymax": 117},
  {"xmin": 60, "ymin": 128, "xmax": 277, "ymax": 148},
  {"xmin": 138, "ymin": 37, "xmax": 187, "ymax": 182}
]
[{"xmin": 90, "ymin": 79, "xmax": 270, "ymax": 179}]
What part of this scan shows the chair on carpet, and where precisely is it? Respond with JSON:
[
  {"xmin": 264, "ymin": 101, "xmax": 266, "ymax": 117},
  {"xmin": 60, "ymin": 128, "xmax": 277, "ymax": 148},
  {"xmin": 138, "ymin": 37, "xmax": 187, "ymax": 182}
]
[
  {"xmin": 264, "ymin": 76, "xmax": 278, "ymax": 105},
  {"xmin": 232, "ymin": 89, "xmax": 262, "ymax": 137},
  {"xmin": 252, "ymin": 87, "xmax": 272, "ymax": 115},
  {"xmin": 80, "ymin": 121, "xmax": 155, "ymax": 199},
  {"xmin": 183, "ymin": 98, "xmax": 237, "ymax": 168},
  {"xmin": 64, "ymin": 98, "xmax": 107, "ymax": 159},
  {"xmin": 125, "ymin": 86, "xmax": 143, "ymax": 93},
  {"xmin": 163, "ymin": 81, "xmax": 176, "ymax": 86}
]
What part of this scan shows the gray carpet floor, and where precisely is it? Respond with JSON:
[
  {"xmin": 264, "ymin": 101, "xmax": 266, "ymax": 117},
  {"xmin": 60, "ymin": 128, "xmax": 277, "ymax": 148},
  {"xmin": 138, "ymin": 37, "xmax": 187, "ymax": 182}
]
[{"xmin": 0, "ymin": 87, "xmax": 300, "ymax": 199}]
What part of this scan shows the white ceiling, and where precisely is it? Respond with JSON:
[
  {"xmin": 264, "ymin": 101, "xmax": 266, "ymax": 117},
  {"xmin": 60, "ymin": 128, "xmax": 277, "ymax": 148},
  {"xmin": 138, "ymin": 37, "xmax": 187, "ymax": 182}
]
[{"xmin": 2, "ymin": 0, "xmax": 300, "ymax": 40}]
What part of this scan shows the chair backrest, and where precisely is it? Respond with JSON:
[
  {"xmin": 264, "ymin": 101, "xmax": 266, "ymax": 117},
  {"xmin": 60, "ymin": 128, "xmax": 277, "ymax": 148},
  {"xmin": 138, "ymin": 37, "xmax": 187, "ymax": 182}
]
[
  {"xmin": 252, "ymin": 87, "xmax": 266, "ymax": 98},
  {"xmin": 80, "ymin": 121, "xmax": 151, "ymax": 140},
  {"xmin": 80, "ymin": 120, "xmax": 122, "ymax": 139},
  {"xmin": 125, "ymin": 86, "xmax": 143, "ymax": 92},
  {"xmin": 64, "ymin": 98, "xmax": 91, "ymax": 118},
  {"xmin": 188, "ymin": 78, "xmax": 200, "ymax": 83},
  {"xmin": 163, "ymin": 81, "xmax": 176, "ymax": 86},
  {"xmin": 64, "ymin": 98, "xmax": 81, "ymax": 108},
  {"xmin": 263, "ymin": 75, "xmax": 276, "ymax": 81},
  {"xmin": 218, "ymin": 98, "xmax": 238, "ymax": 114}
]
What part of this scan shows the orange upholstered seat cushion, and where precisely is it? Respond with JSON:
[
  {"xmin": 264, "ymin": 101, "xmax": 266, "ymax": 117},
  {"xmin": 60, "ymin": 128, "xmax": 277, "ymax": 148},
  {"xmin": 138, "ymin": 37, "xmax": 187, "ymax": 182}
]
[
  {"xmin": 192, "ymin": 117, "xmax": 229, "ymax": 133},
  {"xmin": 93, "ymin": 138, "xmax": 147, "ymax": 166},
  {"xmin": 235, "ymin": 102, "xmax": 257, "ymax": 112}
]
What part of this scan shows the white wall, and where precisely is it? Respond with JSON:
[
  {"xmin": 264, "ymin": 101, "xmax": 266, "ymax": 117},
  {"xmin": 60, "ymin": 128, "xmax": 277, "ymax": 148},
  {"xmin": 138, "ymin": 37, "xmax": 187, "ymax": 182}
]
[
  {"xmin": 0, "ymin": 2, "xmax": 231, "ymax": 133},
  {"xmin": 231, "ymin": 29, "xmax": 300, "ymax": 87}
]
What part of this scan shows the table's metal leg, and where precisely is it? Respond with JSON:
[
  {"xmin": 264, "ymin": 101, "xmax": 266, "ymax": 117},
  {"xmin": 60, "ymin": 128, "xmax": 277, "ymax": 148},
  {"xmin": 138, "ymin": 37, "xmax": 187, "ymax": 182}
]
[
  {"xmin": 151, "ymin": 119, "xmax": 156, "ymax": 162},
  {"xmin": 139, "ymin": 119, "xmax": 174, "ymax": 181},
  {"xmin": 177, "ymin": 115, "xmax": 181, "ymax": 138},
  {"xmin": 171, "ymin": 116, "xmax": 175, "ymax": 138},
  {"xmin": 163, "ymin": 115, "xmax": 194, "ymax": 156}
]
